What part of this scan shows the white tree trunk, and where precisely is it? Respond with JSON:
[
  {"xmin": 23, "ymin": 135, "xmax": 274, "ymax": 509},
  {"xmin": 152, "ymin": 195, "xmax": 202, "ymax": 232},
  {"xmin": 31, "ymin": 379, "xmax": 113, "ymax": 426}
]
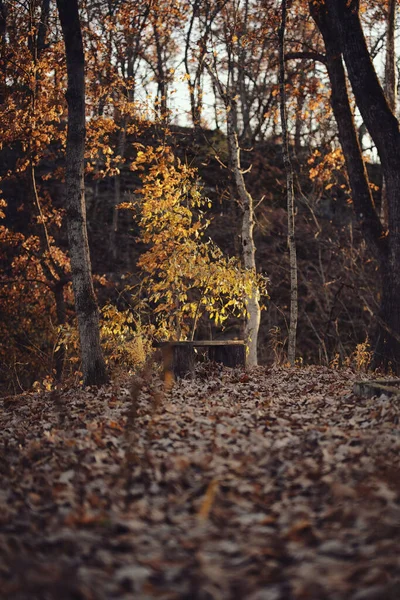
[{"xmin": 226, "ymin": 106, "xmax": 260, "ymax": 367}]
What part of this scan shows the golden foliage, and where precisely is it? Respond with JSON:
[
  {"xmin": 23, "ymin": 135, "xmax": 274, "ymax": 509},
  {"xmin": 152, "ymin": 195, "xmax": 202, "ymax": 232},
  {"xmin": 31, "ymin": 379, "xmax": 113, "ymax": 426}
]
[{"xmin": 124, "ymin": 146, "xmax": 267, "ymax": 339}]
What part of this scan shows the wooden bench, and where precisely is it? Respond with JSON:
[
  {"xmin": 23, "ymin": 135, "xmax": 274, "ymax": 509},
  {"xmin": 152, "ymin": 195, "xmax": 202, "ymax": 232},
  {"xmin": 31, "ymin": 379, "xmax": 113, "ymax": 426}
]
[{"xmin": 156, "ymin": 340, "xmax": 246, "ymax": 378}]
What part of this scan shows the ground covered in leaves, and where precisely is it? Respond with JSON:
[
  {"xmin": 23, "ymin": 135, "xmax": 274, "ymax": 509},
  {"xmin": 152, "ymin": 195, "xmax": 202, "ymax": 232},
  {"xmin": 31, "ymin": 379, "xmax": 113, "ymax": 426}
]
[{"xmin": 1, "ymin": 365, "xmax": 400, "ymax": 600}]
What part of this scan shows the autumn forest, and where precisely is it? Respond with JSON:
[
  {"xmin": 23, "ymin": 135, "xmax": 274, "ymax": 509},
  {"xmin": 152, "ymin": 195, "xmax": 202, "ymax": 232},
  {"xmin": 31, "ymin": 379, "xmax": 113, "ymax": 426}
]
[
  {"xmin": 0, "ymin": 0, "xmax": 399, "ymax": 390},
  {"xmin": 1, "ymin": 1, "xmax": 400, "ymax": 598}
]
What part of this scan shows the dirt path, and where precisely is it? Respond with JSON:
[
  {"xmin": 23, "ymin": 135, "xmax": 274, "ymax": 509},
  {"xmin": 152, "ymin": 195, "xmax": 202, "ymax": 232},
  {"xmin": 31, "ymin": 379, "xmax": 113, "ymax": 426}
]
[{"xmin": 1, "ymin": 365, "xmax": 399, "ymax": 599}]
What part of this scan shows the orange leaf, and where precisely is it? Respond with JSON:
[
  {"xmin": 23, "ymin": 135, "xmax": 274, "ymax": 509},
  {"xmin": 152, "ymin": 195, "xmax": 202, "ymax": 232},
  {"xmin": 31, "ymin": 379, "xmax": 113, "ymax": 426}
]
[{"xmin": 197, "ymin": 479, "xmax": 219, "ymax": 520}]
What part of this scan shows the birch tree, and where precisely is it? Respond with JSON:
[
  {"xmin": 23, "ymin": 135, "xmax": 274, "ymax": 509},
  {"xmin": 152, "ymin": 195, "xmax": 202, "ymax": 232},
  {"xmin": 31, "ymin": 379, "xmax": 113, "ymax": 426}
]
[
  {"xmin": 226, "ymin": 98, "xmax": 261, "ymax": 366},
  {"xmin": 204, "ymin": 63, "xmax": 262, "ymax": 367},
  {"xmin": 198, "ymin": 0, "xmax": 277, "ymax": 366}
]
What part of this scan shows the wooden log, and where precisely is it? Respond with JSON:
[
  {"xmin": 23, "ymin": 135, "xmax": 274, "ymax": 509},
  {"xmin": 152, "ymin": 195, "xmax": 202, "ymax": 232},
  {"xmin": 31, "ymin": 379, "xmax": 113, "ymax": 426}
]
[{"xmin": 353, "ymin": 379, "xmax": 400, "ymax": 399}]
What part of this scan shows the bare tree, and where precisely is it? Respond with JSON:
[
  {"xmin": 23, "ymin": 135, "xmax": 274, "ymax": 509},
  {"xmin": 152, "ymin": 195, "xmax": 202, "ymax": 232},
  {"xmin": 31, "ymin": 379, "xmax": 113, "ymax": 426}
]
[{"xmin": 56, "ymin": 0, "xmax": 108, "ymax": 386}]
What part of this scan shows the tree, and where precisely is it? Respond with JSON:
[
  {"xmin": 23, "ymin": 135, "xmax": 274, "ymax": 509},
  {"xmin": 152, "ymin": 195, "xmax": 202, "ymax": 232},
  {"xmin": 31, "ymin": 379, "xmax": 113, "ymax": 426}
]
[
  {"xmin": 204, "ymin": 69, "xmax": 262, "ymax": 366},
  {"xmin": 0, "ymin": 0, "xmax": 7, "ymax": 105},
  {"xmin": 0, "ymin": 0, "xmax": 72, "ymax": 385},
  {"xmin": 384, "ymin": 0, "xmax": 396, "ymax": 113},
  {"xmin": 380, "ymin": 0, "xmax": 396, "ymax": 226},
  {"xmin": 311, "ymin": 0, "xmax": 400, "ymax": 372},
  {"xmin": 308, "ymin": 1, "xmax": 386, "ymax": 260},
  {"xmin": 199, "ymin": 0, "xmax": 276, "ymax": 366},
  {"xmin": 123, "ymin": 146, "xmax": 266, "ymax": 342},
  {"xmin": 278, "ymin": 0, "xmax": 298, "ymax": 365},
  {"xmin": 183, "ymin": 0, "xmax": 229, "ymax": 127},
  {"xmin": 138, "ymin": 0, "xmax": 187, "ymax": 121},
  {"xmin": 56, "ymin": 0, "xmax": 108, "ymax": 385}
]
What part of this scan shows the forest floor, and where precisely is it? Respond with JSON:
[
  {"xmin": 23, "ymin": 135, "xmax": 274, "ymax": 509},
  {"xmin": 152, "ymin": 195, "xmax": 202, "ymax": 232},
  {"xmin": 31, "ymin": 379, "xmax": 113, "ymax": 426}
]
[{"xmin": 1, "ymin": 365, "xmax": 400, "ymax": 600}]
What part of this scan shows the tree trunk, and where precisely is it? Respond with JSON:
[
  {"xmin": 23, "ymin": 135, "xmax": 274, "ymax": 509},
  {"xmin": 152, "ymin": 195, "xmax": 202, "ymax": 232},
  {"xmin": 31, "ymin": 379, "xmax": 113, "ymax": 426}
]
[
  {"xmin": 294, "ymin": 65, "xmax": 307, "ymax": 155},
  {"xmin": 0, "ymin": 0, "xmax": 7, "ymax": 105},
  {"xmin": 310, "ymin": 1, "xmax": 387, "ymax": 262},
  {"xmin": 380, "ymin": 0, "xmax": 397, "ymax": 226},
  {"xmin": 56, "ymin": 0, "xmax": 108, "ymax": 386},
  {"xmin": 385, "ymin": 0, "xmax": 397, "ymax": 113},
  {"xmin": 54, "ymin": 280, "xmax": 67, "ymax": 381},
  {"xmin": 37, "ymin": 0, "xmax": 50, "ymax": 56},
  {"xmin": 110, "ymin": 116, "xmax": 127, "ymax": 263},
  {"xmin": 322, "ymin": 0, "xmax": 400, "ymax": 372},
  {"xmin": 153, "ymin": 21, "xmax": 168, "ymax": 121},
  {"xmin": 226, "ymin": 104, "xmax": 260, "ymax": 367},
  {"xmin": 278, "ymin": 0, "xmax": 298, "ymax": 365}
]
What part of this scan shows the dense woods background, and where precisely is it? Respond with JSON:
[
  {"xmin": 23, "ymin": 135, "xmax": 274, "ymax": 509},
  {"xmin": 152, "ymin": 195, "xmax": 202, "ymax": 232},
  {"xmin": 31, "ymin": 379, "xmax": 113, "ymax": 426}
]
[{"xmin": 0, "ymin": 0, "xmax": 399, "ymax": 392}]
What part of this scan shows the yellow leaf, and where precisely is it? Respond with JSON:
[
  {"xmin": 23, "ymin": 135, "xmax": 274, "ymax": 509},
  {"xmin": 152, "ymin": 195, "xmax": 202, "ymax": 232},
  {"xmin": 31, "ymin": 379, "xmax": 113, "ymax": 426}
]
[{"xmin": 197, "ymin": 479, "xmax": 219, "ymax": 520}]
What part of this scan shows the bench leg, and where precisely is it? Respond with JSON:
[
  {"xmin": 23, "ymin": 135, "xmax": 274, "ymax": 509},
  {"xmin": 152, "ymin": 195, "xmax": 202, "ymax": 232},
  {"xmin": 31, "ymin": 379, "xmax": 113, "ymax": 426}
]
[
  {"xmin": 174, "ymin": 345, "xmax": 195, "ymax": 377},
  {"xmin": 162, "ymin": 344, "xmax": 195, "ymax": 379},
  {"xmin": 208, "ymin": 345, "xmax": 245, "ymax": 368}
]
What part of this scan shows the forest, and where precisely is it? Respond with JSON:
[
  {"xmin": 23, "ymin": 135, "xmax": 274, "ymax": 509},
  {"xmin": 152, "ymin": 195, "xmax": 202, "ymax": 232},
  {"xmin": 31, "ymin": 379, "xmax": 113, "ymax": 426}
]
[
  {"xmin": 0, "ymin": 0, "xmax": 399, "ymax": 390},
  {"xmin": 1, "ymin": 1, "xmax": 400, "ymax": 599}
]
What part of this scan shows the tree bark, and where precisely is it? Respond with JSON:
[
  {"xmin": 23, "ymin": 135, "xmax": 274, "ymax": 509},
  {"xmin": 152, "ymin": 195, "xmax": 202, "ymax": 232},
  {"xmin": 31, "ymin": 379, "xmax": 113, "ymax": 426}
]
[
  {"xmin": 110, "ymin": 116, "xmax": 127, "ymax": 263},
  {"xmin": 381, "ymin": 0, "xmax": 397, "ymax": 226},
  {"xmin": 278, "ymin": 0, "xmax": 298, "ymax": 365},
  {"xmin": 54, "ymin": 280, "xmax": 67, "ymax": 381},
  {"xmin": 320, "ymin": 0, "xmax": 400, "ymax": 372},
  {"xmin": 0, "ymin": 0, "xmax": 7, "ymax": 105},
  {"xmin": 310, "ymin": 1, "xmax": 387, "ymax": 263},
  {"xmin": 37, "ymin": 0, "xmax": 50, "ymax": 57},
  {"xmin": 204, "ymin": 57, "xmax": 261, "ymax": 367},
  {"xmin": 324, "ymin": 0, "xmax": 399, "ymax": 167},
  {"xmin": 153, "ymin": 19, "xmax": 168, "ymax": 121},
  {"xmin": 56, "ymin": 0, "xmax": 108, "ymax": 386},
  {"xmin": 385, "ymin": 0, "xmax": 397, "ymax": 113},
  {"xmin": 294, "ymin": 65, "xmax": 306, "ymax": 154},
  {"xmin": 226, "ymin": 104, "xmax": 261, "ymax": 367}
]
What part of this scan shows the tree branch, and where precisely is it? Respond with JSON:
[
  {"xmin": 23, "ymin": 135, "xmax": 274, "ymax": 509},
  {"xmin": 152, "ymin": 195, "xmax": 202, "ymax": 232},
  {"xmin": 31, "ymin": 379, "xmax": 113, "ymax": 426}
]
[{"xmin": 285, "ymin": 51, "xmax": 326, "ymax": 64}]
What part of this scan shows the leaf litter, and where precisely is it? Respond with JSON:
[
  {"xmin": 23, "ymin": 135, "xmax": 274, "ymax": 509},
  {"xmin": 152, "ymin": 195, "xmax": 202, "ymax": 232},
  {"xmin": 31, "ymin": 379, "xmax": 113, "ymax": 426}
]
[{"xmin": 0, "ymin": 365, "xmax": 400, "ymax": 599}]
